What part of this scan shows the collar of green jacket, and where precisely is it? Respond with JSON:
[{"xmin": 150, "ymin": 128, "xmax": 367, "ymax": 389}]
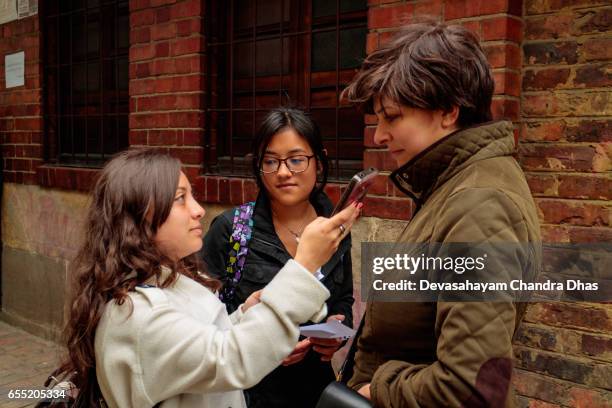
[{"xmin": 389, "ymin": 120, "xmax": 515, "ymax": 209}]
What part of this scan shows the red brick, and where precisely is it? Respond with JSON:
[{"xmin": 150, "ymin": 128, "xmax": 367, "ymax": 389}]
[
  {"xmin": 523, "ymin": 41, "xmax": 578, "ymax": 65},
  {"xmin": 156, "ymin": 7, "xmax": 171, "ymax": 23},
  {"xmin": 368, "ymin": 4, "xmax": 414, "ymax": 29},
  {"xmin": 156, "ymin": 41, "xmax": 170, "ymax": 58},
  {"xmin": 491, "ymin": 98, "xmax": 520, "ymax": 121},
  {"xmin": 535, "ymin": 198, "xmax": 610, "ymax": 227},
  {"xmin": 181, "ymin": 165, "xmax": 199, "ymax": 181},
  {"xmin": 244, "ymin": 179, "xmax": 259, "ymax": 202},
  {"xmin": 568, "ymin": 225, "xmax": 612, "ymax": 243},
  {"xmin": 15, "ymin": 144, "xmax": 42, "ymax": 158},
  {"xmin": 525, "ymin": 302, "xmax": 612, "ymax": 332},
  {"xmin": 364, "ymin": 126, "xmax": 377, "ymax": 148},
  {"xmin": 192, "ymin": 174, "xmax": 206, "ymax": 202},
  {"xmin": 170, "ymin": 0, "xmax": 202, "ymax": 19},
  {"xmin": 129, "ymin": 130, "xmax": 148, "ymax": 145},
  {"xmin": 229, "ymin": 178, "xmax": 244, "ymax": 205},
  {"xmin": 520, "ymin": 120, "xmax": 565, "ymax": 142},
  {"xmin": 459, "ymin": 20, "xmax": 481, "ymax": 37},
  {"xmin": 414, "ymin": 0, "xmax": 443, "ymax": 17},
  {"xmin": 168, "ymin": 146, "xmax": 204, "ymax": 165},
  {"xmin": 131, "ymin": 112, "xmax": 171, "ymax": 129},
  {"xmin": 581, "ymin": 334, "xmax": 612, "ymax": 358},
  {"xmin": 558, "ymin": 174, "xmax": 612, "ymax": 200},
  {"xmin": 151, "ymin": 0, "xmax": 177, "ymax": 7},
  {"xmin": 130, "ymin": 9, "xmax": 156, "ymax": 27},
  {"xmin": 138, "ymin": 95, "xmax": 177, "ymax": 111},
  {"xmin": 581, "ymin": 38, "xmax": 612, "ymax": 62},
  {"xmin": 131, "ymin": 27, "xmax": 151, "ymax": 44},
  {"xmin": 148, "ymin": 129, "xmax": 178, "ymax": 146},
  {"xmin": 526, "ymin": 0, "xmax": 609, "ymax": 15},
  {"xmin": 481, "ymin": 17, "xmax": 523, "ymax": 43},
  {"xmin": 363, "ymin": 149, "xmax": 395, "ymax": 171},
  {"xmin": 130, "ymin": 78, "xmax": 155, "ymax": 95},
  {"xmin": 175, "ymin": 94, "xmax": 201, "ymax": 110},
  {"xmin": 525, "ymin": 13, "xmax": 573, "ymax": 41},
  {"xmin": 522, "ymin": 92, "xmax": 609, "ymax": 118},
  {"xmin": 171, "ymin": 36, "xmax": 203, "ymax": 56},
  {"xmin": 445, "ymin": 0, "xmax": 522, "ymax": 20},
  {"xmin": 324, "ymin": 184, "xmax": 342, "ymax": 206},
  {"xmin": 172, "ymin": 74, "xmax": 203, "ymax": 92},
  {"xmin": 151, "ymin": 22, "xmax": 177, "ymax": 41},
  {"xmin": 219, "ymin": 178, "xmax": 230, "ymax": 204},
  {"xmin": 378, "ymin": 31, "xmax": 396, "ymax": 48},
  {"xmin": 493, "ymin": 70, "xmax": 522, "ymax": 96},
  {"xmin": 540, "ymin": 224, "xmax": 571, "ymax": 242},
  {"xmin": 526, "ymin": 8, "xmax": 612, "ymax": 41},
  {"xmin": 366, "ymin": 32, "xmax": 378, "ymax": 54},
  {"xmin": 14, "ymin": 118, "xmax": 42, "ymax": 131},
  {"xmin": 176, "ymin": 19, "xmax": 201, "ymax": 37},
  {"xmin": 130, "ymin": 44, "xmax": 156, "ymax": 62},
  {"xmin": 523, "ymin": 68, "xmax": 571, "ymax": 91},
  {"xmin": 362, "ymin": 196, "xmax": 413, "ymax": 220},
  {"xmin": 525, "ymin": 173, "xmax": 559, "ymax": 196},
  {"xmin": 368, "ymin": 173, "xmax": 388, "ymax": 195},
  {"xmin": 519, "ymin": 143, "xmax": 596, "ymax": 171},
  {"xmin": 205, "ymin": 176, "xmax": 219, "ymax": 203},
  {"xmin": 182, "ymin": 130, "xmax": 203, "ymax": 145},
  {"xmin": 574, "ymin": 64, "xmax": 612, "ymax": 88},
  {"xmin": 134, "ymin": 62, "xmax": 151, "ymax": 78},
  {"xmin": 167, "ymin": 111, "xmax": 204, "ymax": 128},
  {"xmin": 12, "ymin": 158, "xmax": 31, "ymax": 171},
  {"xmin": 131, "ymin": 0, "xmax": 151, "ymax": 11}
]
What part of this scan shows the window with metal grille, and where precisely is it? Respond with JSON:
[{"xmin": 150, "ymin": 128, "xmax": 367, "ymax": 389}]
[
  {"xmin": 42, "ymin": 0, "xmax": 129, "ymax": 167},
  {"xmin": 205, "ymin": 0, "xmax": 367, "ymax": 180}
]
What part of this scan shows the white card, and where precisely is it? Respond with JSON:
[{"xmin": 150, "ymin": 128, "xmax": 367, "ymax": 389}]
[{"xmin": 299, "ymin": 319, "xmax": 356, "ymax": 340}]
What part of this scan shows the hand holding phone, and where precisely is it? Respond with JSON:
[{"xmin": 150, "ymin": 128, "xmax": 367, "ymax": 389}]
[{"xmin": 331, "ymin": 167, "xmax": 379, "ymax": 216}]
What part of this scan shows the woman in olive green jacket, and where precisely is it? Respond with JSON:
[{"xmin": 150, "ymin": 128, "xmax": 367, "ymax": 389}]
[{"xmin": 342, "ymin": 21, "xmax": 541, "ymax": 407}]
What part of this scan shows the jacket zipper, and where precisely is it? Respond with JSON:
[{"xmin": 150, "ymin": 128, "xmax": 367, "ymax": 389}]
[{"xmin": 251, "ymin": 236, "xmax": 287, "ymax": 253}]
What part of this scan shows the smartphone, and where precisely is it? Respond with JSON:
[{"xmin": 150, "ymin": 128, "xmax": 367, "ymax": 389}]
[{"xmin": 331, "ymin": 167, "xmax": 379, "ymax": 216}]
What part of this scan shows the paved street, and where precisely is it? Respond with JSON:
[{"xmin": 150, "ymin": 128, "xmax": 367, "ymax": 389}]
[{"xmin": 0, "ymin": 321, "xmax": 63, "ymax": 408}]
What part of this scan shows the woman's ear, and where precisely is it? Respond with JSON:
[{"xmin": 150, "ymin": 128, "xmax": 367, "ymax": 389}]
[{"xmin": 442, "ymin": 106, "xmax": 460, "ymax": 129}]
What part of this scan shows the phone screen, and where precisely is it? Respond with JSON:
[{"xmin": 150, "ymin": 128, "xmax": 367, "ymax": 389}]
[{"xmin": 332, "ymin": 168, "xmax": 379, "ymax": 215}]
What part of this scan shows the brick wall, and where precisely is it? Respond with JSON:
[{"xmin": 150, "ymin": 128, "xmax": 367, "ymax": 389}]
[
  {"xmin": 514, "ymin": 1, "xmax": 612, "ymax": 406},
  {"xmin": 0, "ymin": 15, "xmax": 42, "ymax": 185},
  {"xmin": 129, "ymin": 0, "xmax": 207, "ymax": 199}
]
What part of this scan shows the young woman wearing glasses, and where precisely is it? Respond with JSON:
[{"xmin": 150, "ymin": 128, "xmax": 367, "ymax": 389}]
[{"xmin": 201, "ymin": 108, "xmax": 355, "ymax": 408}]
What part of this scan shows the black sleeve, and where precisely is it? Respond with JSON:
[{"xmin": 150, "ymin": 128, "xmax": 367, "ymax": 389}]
[
  {"xmin": 327, "ymin": 236, "xmax": 355, "ymax": 328},
  {"xmin": 199, "ymin": 211, "xmax": 233, "ymax": 279}
]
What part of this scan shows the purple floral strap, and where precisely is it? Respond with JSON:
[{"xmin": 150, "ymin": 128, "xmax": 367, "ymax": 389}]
[{"xmin": 219, "ymin": 201, "xmax": 255, "ymax": 305}]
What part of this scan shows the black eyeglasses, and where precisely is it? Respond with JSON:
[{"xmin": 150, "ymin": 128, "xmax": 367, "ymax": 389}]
[{"xmin": 260, "ymin": 155, "xmax": 315, "ymax": 174}]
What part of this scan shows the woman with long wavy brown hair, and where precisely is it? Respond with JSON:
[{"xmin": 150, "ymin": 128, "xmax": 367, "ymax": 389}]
[{"xmin": 56, "ymin": 148, "xmax": 360, "ymax": 408}]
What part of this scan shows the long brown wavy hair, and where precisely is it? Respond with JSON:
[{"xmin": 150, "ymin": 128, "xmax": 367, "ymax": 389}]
[{"xmin": 57, "ymin": 148, "xmax": 219, "ymax": 405}]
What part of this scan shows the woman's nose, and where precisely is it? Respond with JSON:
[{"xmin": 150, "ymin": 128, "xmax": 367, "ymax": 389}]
[
  {"xmin": 192, "ymin": 201, "xmax": 205, "ymax": 219},
  {"xmin": 277, "ymin": 160, "xmax": 292, "ymax": 177},
  {"xmin": 373, "ymin": 125, "xmax": 390, "ymax": 146}
]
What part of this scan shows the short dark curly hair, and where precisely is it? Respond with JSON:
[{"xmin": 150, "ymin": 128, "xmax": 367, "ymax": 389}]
[{"xmin": 343, "ymin": 21, "xmax": 494, "ymax": 127}]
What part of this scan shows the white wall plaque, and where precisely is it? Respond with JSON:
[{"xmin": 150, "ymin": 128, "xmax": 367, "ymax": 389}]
[
  {"xmin": 5, "ymin": 51, "xmax": 25, "ymax": 88},
  {"xmin": 0, "ymin": 0, "xmax": 18, "ymax": 25}
]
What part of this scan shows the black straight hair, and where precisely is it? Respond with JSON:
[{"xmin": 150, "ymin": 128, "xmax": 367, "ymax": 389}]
[{"xmin": 251, "ymin": 107, "xmax": 329, "ymax": 198}]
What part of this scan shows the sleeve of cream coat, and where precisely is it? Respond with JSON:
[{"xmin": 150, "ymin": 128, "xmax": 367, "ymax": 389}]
[
  {"xmin": 136, "ymin": 259, "xmax": 329, "ymax": 404},
  {"xmin": 229, "ymin": 303, "xmax": 245, "ymax": 324},
  {"xmin": 370, "ymin": 188, "xmax": 529, "ymax": 407}
]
